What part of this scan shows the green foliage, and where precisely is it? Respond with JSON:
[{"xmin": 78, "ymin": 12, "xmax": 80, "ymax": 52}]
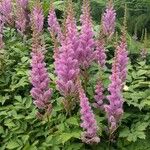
[{"xmin": 0, "ymin": 1, "xmax": 150, "ymax": 149}]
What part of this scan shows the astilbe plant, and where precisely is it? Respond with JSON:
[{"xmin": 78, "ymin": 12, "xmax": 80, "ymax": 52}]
[
  {"xmin": 0, "ymin": 15, "xmax": 4, "ymax": 49},
  {"xmin": 17, "ymin": 0, "xmax": 28, "ymax": 10},
  {"xmin": 54, "ymin": 1, "xmax": 79, "ymax": 112},
  {"xmin": 15, "ymin": 0, "xmax": 29, "ymax": 35},
  {"xmin": 102, "ymin": 0, "xmax": 116, "ymax": 38},
  {"xmin": 95, "ymin": 38, "xmax": 106, "ymax": 68},
  {"xmin": 116, "ymin": 6, "xmax": 128, "ymax": 88},
  {"xmin": 94, "ymin": 27, "xmax": 106, "ymax": 110},
  {"xmin": 48, "ymin": 1, "xmax": 63, "ymax": 43},
  {"xmin": 65, "ymin": 1, "xmax": 79, "ymax": 53},
  {"xmin": 29, "ymin": 0, "xmax": 128, "ymax": 144},
  {"xmin": 30, "ymin": 3, "xmax": 52, "ymax": 115},
  {"xmin": 104, "ymin": 5, "xmax": 128, "ymax": 135},
  {"xmin": 0, "ymin": 0, "xmax": 14, "ymax": 26},
  {"xmin": 78, "ymin": 79, "xmax": 100, "ymax": 144},
  {"xmin": 104, "ymin": 57, "xmax": 124, "ymax": 134},
  {"xmin": 77, "ymin": 0, "xmax": 95, "ymax": 69},
  {"xmin": 116, "ymin": 35, "xmax": 128, "ymax": 87},
  {"xmin": 94, "ymin": 79, "xmax": 105, "ymax": 110},
  {"xmin": 54, "ymin": 39, "xmax": 79, "ymax": 98}
]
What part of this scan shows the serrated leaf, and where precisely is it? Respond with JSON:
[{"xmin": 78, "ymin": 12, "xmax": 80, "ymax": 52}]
[
  {"xmin": 6, "ymin": 140, "xmax": 20, "ymax": 149},
  {"xmin": 119, "ymin": 127, "xmax": 130, "ymax": 138},
  {"xmin": 21, "ymin": 135, "xmax": 29, "ymax": 144},
  {"xmin": 0, "ymin": 126, "xmax": 4, "ymax": 134},
  {"xmin": 59, "ymin": 133, "xmax": 72, "ymax": 144},
  {"xmin": 4, "ymin": 119, "xmax": 15, "ymax": 128},
  {"xmin": 66, "ymin": 117, "xmax": 79, "ymax": 126}
]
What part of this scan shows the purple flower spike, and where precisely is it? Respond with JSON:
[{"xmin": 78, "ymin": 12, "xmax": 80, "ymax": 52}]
[
  {"xmin": 48, "ymin": 3, "xmax": 63, "ymax": 43},
  {"xmin": 104, "ymin": 59, "xmax": 124, "ymax": 134},
  {"xmin": 93, "ymin": 80, "xmax": 105, "ymax": 110},
  {"xmin": 30, "ymin": 3, "xmax": 52, "ymax": 111},
  {"xmin": 30, "ymin": 51, "xmax": 52, "ymax": 109},
  {"xmin": 0, "ymin": 15, "xmax": 4, "ymax": 49},
  {"xmin": 95, "ymin": 39, "xmax": 106, "ymax": 68},
  {"xmin": 77, "ymin": 0, "xmax": 95, "ymax": 69},
  {"xmin": 0, "ymin": 0, "xmax": 14, "ymax": 25},
  {"xmin": 55, "ymin": 39, "xmax": 79, "ymax": 97},
  {"xmin": 55, "ymin": 2, "xmax": 79, "ymax": 98},
  {"xmin": 102, "ymin": 1, "xmax": 116, "ymax": 38},
  {"xmin": 16, "ymin": 0, "xmax": 29, "ymax": 35},
  {"xmin": 78, "ymin": 83, "xmax": 100, "ymax": 144},
  {"xmin": 32, "ymin": 4, "xmax": 44, "ymax": 34},
  {"xmin": 65, "ymin": 2, "xmax": 79, "ymax": 52},
  {"xmin": 116, "ymin": 38, "xmax": 128, "ymax": 85},
  {"xmin": 17, "ymin": 0, "xmax": 28, "ymax": 10}
]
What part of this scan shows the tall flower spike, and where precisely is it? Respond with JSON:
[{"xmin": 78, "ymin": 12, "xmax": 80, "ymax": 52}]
[
  {"xmin": 48, "ymin": 0, "xmax": 63, "ymax": 43},
  {"xmin": 32, "ymin": 3, "xmax": 44, "ymax": 35},
  {"xmin": 30, "ymin": 50, "xmax": 52, "ymax": 110},
  {"xmin": 78, "ymin": 79, "xmax": 100, "ymax": 144},
  {"xmin": 17, "ymin": 0, "xmax": 28, "ymax": 10},
  {"xmin": 16, "ymin": 0, "xmax": 29, "ymax": 35},
  {"xmin": 95, "ymin": 38, "xmax": 106, "ymax": 68},
  {"xmin": 77, "ymin": 0, "xmax": 95, "ymax": 69},
  {"xmin": 31, "ymin": 2, "xmax": 45, "ymax": 53},
  {"xmin": 65, "ymin": 0, "xmax": 79, "ymax": 51},
  {"xmin": 54, "ymin": 0, "xmax": 79, "ymax": 98},
  {"xmin": 0, "ymin": 0, "xmax": 14, "ymax": 26},
  {"xmin": 54, "ymin": 36, "xmax": 79, "ymax": 97},
  {"xmin": 116, "ymin": 4, "xmax": 128, "ymax": 86},
  {"xmin": 102, "ymin": 0, "xmax": 116, "ymax": 38},
  {"xmin": 93, "ymin": 79, "xmax": 105, "ymax": 110},
  {"xmin": 30, "ymin": 3, "xmax": 52, "ymax": 111},
  {"xmin": 0, "ymin": 15, "xmax": 4, "ymax": 49},
  {"xmin": 104, "ymin": 58, "xmax": 124, "ymax": 134}
]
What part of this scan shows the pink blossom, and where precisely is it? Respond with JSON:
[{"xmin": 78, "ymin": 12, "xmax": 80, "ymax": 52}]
[
  {"xmin": 79, "ymin": 83, "xmax": 100, "ymax": 144},
  {"xmin": 102, "ymin": 1, "xmax": 116, "ymax": 38}
]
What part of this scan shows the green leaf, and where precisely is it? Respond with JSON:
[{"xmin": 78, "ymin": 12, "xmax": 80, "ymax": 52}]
[
  {"xmin": 119, "ymin": 127, "xmax": 130, "ymax": 138},
  {"xmin": 4, "ymin": 119, "xmax": 15, "ymax": 128},
  {"xmin": 59, "ymin": 133, "xmax": 72, "ymax": 144},
  {"xmin": 59, "ymin": 131, "xmax": 81, "ymax": 144},
  {"xmin": 0, "ymin": 126, "xmax": 4, "ymax": 134},
  {"xmin": 66, "ymin": 117, "xmax": 79, "ymax": 126},
  {"xmin": 21, "ymin": 135, "xmax": 29, "ymax": 144},
  {"xmin": 0, "ymin": 95, "xmax": 10, "ymax": 105},
  {"xmin": 6, "ymin": 140, "xmax": 20, "ymax": 149}
]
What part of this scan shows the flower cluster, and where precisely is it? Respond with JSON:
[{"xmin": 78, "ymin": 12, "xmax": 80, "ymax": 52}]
[
  {"xmin": 116, "ymin": 36, "xmax": 128, "ymax": 86},
  {"xmin": 54, "ymin": 34, "xmax": 79, "ymax": 97},
  {"xmin": 16, "ymin": 0, "xmax": 29, "ymax": 35},
  {"xmin": 30, "ymin": 50, "xmax": 52, "ymax": 110},
  {"xmin": 77, "ymin": 0, "xmax": 95, "ymax": 69},
  {"xmin": 104, "ymin": 58, "xmax": 124, "ymax": 134},
  {"xmin": 17, "ymin": 0, "xmax": 28, "ymax": 10},
  {"xmin": 30, "ymin": 3, "xmax": 52, "ymax": 111},
  {"xmin": 78, "ymin": 80, "xmax": 100, "ymax": 144},
  {"xmin": 95, "ymin": 39, "xmax": 106, "ymax": 68},
  {"xmin": 94, "ymin": 80, "xmax": 105, "ymax": 110},
  {"xmin": 31, "ymin": 4, "xmax": 44, "ymax": 34},
  {"xmin": 104, "ymin": 4, "xmax": 128, "ymax": 134},
  {"xmin": 54, "ymin": 2, "xmax": 79, "ymax": 98},
  {"xmin": 0, "ymin": 0, "xmax": 14, "ymax": 26},
  {"xmin": 0, "ymin": 15, "xmax": 4, "ymax": 49},
  {"xmin": 102, "ymin": 0, "xmax": 116, "ymax": 38},
  {"xmin": 48, "ymin": 3, "xmax": 63, "ymax": 43},
  {"xmin": 65, "ymin": 1, "xmax": 79, "ymax": 53}
]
